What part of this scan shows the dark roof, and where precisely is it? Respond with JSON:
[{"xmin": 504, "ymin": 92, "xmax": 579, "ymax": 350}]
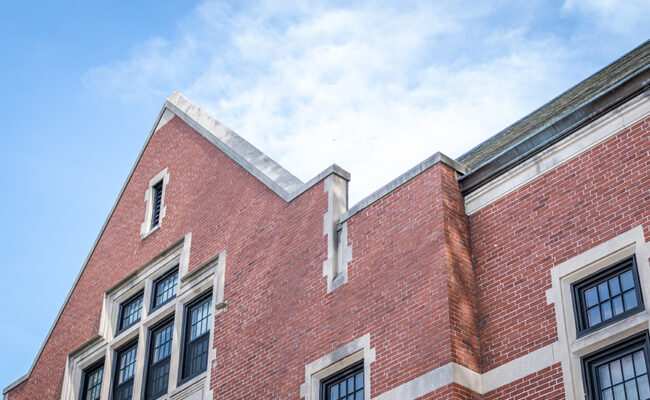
[{"xmin": 457, "ymin": 40, "xmax": 650, "ymax": 171}]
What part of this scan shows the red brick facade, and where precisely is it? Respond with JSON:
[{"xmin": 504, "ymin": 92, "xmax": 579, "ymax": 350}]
[{"xmin": 4, "ymin": 48, "xmax": 650, "ymax": 400}]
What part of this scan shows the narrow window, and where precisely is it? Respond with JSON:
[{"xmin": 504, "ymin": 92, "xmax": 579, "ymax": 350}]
[
  {"xmin": 113, "ymin": 343, "xmax": 138, "ymax": 400},
  {"xmin": 145, "ymin": 318, "xmax": 174, "ymax": 400},
  {"xmin": 320, "ymin": 361, "xmax": 364, "ymax": 400},
  {"xmin": 583, "ymin": 332, "xmax": 650, "ymax": 400},
  {"xmin": 81, "ymin": 361, "xmax": 104, "ymax": 400},
  {"xmin": 572, "ymin": 256, "xmax": 644, "ymax": 336},
  {"xmin": 152, "ymin": 268, "xmax": 178, "ymax": 309},
  {"xmin": 151, "ymin": 180, "xmax": 163, "ymax": 229},
  {"xmin": 118, "ymin": 292, "xmax": 144, "ymax": 333},
  {"xmin": 181, "ymin": 291, "xmax": 212, "ymax": 382}
]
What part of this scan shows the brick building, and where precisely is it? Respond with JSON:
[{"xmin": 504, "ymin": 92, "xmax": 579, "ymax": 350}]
[{"xmin": 3, "ymin": 41, "xmax": 650, "ymax": 400}]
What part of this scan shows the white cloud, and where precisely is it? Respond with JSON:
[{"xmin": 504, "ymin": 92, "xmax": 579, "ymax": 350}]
[{"xmin": 84, "ymin": 1, "xmax": 582, "ymax": 204}]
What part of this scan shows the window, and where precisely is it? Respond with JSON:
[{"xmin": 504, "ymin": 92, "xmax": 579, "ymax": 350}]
[
  {"xmin": 80, "ymin": 361, "xmax": 104, "ymax": 400},
  {"xmin": 573, "ymin": 257, "xmax": 644, "ymax": 335},
  {"xmin": 152, "ymin": 268, "xmax": 178, "ymax": 309},
  {"xmin": 181, "ymin": 291, "xmax": 212, "ymax": 382},
  {"xmin": 141, "ymin": 168, "xmax": 169, "ymax": 238},
  {"xmin": 145, "ymin": 318, "xmax": 174, "ymax": 400},
  {"xmin": 583, "ymin": 331, "xmax": 650, "ymax": 400},
  {"xmin": 150, "ymin": 180, "xmax": 163, "ymax": 229},
  {"xmin": 113, "ymin": 342, "xmax": 138, "ymax": 400},
  {"xmin": 320, "ymin": 361, "xmax": 364, "ymax": 400},
  {"xmin": 118, "ymin": 292, "xmax": 143, "ymax": 333}
]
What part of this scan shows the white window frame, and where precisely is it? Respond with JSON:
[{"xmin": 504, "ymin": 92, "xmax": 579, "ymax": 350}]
[
  {"xmin": 141, "ymin": 168, "xmax": 170, "ymax": 239},
  {"xmin": 60, "ymin": 234, "xmax": 227, "ymax": 400},
  {"xmin": 300, "ymin": 334, "xmax": 375, "ymax": 400},
  {"xmin": 548, "ymin": 225, "xmax": 650, "ymax": 400}
]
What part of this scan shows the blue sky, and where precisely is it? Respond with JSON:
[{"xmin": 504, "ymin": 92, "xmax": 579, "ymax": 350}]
[{"xmin": 0, "ymin": 0, "xmax": 648, "ymax": 389}]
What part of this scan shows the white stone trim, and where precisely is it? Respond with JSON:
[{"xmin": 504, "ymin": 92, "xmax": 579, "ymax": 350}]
[
  {"xmin": 481, "ymin": 343, "xmax": 557, "ymax": 393},
  {"xmin": 155, "ymin": 109, "xmax": 176, "ymax": 132},
  {"xmin": 465, "ymin": 93, "xmax": 650, "ymax": 215},
  {"xmin": 141, "ymin": 168, "xmax": 170, "ymax": 238},
  {"xmin": 60, "ymin": 337, "xmax": 107, "ymax": 400},
  {"xmin": 300, "ymin": 334, "xmax": 376, "ymax": 400},
  {"xmin": 547, "ymin": 225, "xmax": 650, "ymax": 400},
  {"xmin": 322, "ymin": 174, "xmax": 350, "ymax": 292},
  {"xmin": 60, "ymin": 235, "xmax": 226, "ymax": 400},
  {"xmin": 372, "ymin": 342, "xmax": 556, "ymax": 399}
]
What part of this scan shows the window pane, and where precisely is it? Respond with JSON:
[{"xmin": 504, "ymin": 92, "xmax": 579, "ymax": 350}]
[
  {"xmin": 621, "ymin": 271, "xmax": 635, "ymax": 291},
  {"xmin": 154, "ymin": 271, "xmax": 178, "ymax": 307},
  {"xmin": 118, "ymin": 346, "xmax": 137, "ymax": 383},
  {"xmin": 355, "ymin": 372, "xmax": 363, "ymax": 389},
  {"xmin": 120, "ymin": 295, "xmax": 143, "ymax": 331},
  {"xmin": 634, "ymin": 351, "xmax": 647, "ymax": 374},
  {"xmin": 190, "ymin": 299, "xmax": 212, "ymax": 340},
  {"xmin": 624, "ymin": 290, "xmax": 638, "ymax": 310},
  {"xmin": 609, "ymin": 277, "xmax": 621, "ymax": 296},
  {"xmin": 114, "ymin": 345, "xmax": 137, "ymax": 400},
  {"xmin": 588, "ymin": 307, "xmax": 602, "ymax": 326},
  {"xmin": 599, "ymin": 365, "xmax": 612, "ymax": 388},
  {"xmin": 601, "ymin": 388, "xmax": 613, "ymax": 400},
  {"xmin": 183, "ymin": 295, "xmax": 212, "ymax": 380},
  {"xmin": 612, "ymin": 296, "xmax": 624, "ymax": 316},
  {"xmin": 612, "ymin": 383, "xmax": 626, "ymax": 399},
  {"xmin": 625, "ymin": 380, "xmax": 639, "ymax": 400},
  {"xmin": 585, "ymin": 287, "xmax": 599, "ymax": 307},
  {"xmin": 602, "ymin": 301, "xmax": 613, "ymax": 320},
  {"xmin": 638, "ymin": 375, "xmax": 650, "ymax": 399},
  {"xmin": 610, "ymin": 360, "xmax": 623, "ymax": 385},
  {"xmin": 83, "ymin": 364, "xmax": 103, "ymax": 400},
  {"xmin": 598, "ymin": 282, "xmax": 610, "ymax": 301}
]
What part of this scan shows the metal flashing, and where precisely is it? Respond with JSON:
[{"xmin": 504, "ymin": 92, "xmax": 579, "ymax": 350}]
[{"xmin": 459, "ymin": 66, "xmax": 650, "ymax": 195}]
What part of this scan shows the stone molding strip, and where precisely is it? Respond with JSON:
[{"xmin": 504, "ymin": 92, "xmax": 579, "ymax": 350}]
[
  {"xmin": 339, "ymin": 152, "xmax": 468, "ymax": 225},
  {"xmin": 372, "ymin": 343, "xmax": 557, "ymax": 399},
  {"xmin": 164, "ymin": 92, "xmax": 351, "ymax": 202}
]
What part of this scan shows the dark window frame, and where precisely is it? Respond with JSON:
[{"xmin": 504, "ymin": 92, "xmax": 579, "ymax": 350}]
[
  {"xmin": 320, "ymin": 361, "xmax": 364, "ymax": 400},
  {"xmin": 117, "ymin": 291, "xmax": 144, "ymax": 335},
  {"xmin": 179, "ymin": 290, "xmax": 213, "ymax": 385},
  {"xmin": 143, "ymin": 315, "xmax": 175, "ymax": 400},
  {"xmin": 113, "ymin": 339, "xmax": 139, "ymax": 400},
  {"xmin": 572, "ymin": 256, "xmax": 644, "ymax": 337},
  {"xmin": 151, "ymin": 267, "xmax": 179, "ymax": 311},
  {"xmin": 150, "ymin": 180, "xmax": 164, "ymax": 229},
  {"xmin": 80, "ymin": 359, "xmax": 105, "ymax": 400},
  {"xmin": 582, "ymin": 331, "xmax": 650, "ymax": 400}
]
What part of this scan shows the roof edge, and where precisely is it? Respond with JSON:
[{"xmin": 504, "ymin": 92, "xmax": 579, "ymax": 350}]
[
  {"xmin": 340, "ymin": 152, "xmax": 467, "ymax": 224},
  {"xmin": 459, "ymin": 65, "xmax": 650, "ymax": 195},
  {"xmin": 165, "ymin": 92, "xmax": 305, "ymax": 200}
]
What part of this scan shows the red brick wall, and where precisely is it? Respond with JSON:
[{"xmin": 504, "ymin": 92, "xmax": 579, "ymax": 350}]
[
  {"xmin": 10, "ymin": 107, "xmax": 647, "ymax": 400},
  {"xmin": 208, "ymin": 162, "xmax": 478, "ymax": 398},
  {"xmin": 6, "ymin": 118, "xmax": 477, "ymax": 400},
  {"xmin": 471, "ymin": 115, "xmax": 650, "ymax": 377},
  {"xmin": 7, "ymin": 116, "xmax": 319, "ymax": 399}
]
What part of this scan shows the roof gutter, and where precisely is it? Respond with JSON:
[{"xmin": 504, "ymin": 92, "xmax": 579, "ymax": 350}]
[{"xmin": 459, "ymin": 65, "xmax": 650, "ymax": 195}]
